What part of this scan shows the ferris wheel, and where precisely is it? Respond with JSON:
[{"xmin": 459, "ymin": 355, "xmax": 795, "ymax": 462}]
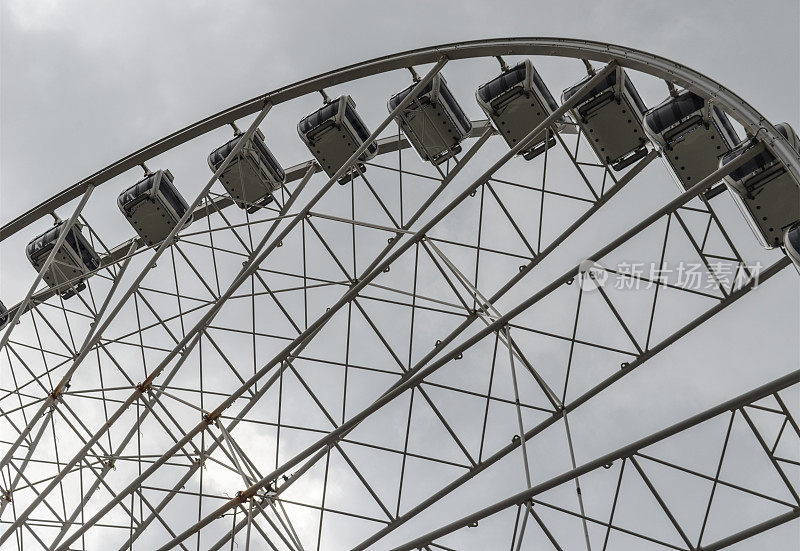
[{"xmin": 0, "ymin": 38, "xmax": 798, "ymax": 550}]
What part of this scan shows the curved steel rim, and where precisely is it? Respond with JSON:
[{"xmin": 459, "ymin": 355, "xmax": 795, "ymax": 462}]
[{"xmin": 3, "ymin": 36, "xmax": 798, "ymax": 241}]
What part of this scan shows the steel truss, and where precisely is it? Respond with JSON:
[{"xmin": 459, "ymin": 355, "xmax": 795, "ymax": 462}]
[
  {"xmin": 389, "ymin": 369, "xmax": 800, "ymax": 551},
  {"xmin": 0, "ymin": 39, "xmax": 797, "ymax": 551}
]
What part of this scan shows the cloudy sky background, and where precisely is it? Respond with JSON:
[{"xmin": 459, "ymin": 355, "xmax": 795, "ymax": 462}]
[
  {"xmin": 1, "ymin": 1, "xmax": 799, "ymax": 550},
  {"xmin": 2, "ymin": 0, "xmax": 799, "ymax": 218}
]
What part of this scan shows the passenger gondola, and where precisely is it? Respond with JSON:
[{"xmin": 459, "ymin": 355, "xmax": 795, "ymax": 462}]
[
  {"xmin": 208, "ymin": 129, "xmax": 285, "ymax": 212},
  {"xmin": 26, "ymin": 222, "xmax": 101, "ymax": 298},
  {"xmin": 476, "ymin": 59, "xmax": 562, "ymax": 160},
  {"xmin": 784, "ymin": 224, "xmax": 800, "ymax": 272},
  {"xmin": 562, "ymin": 67, "xmax": 649, "ymax": 170},
  {"xmin": 0, "ymin": 300, "xmax": 8, "ymax": 329},
  {"xmin": 644, "ymin": 90, "xmax": 740, "ymax": 190},
  {"xmin": 720, "ymin": 123, "xmax": 800, "ymax": 248},
  {"xmin": 390, "ymin": 73, "xmax": 472, "ymax": 165},
  {"xmin": 298, "ymin": 96, "xmax": 377, "ymax": 185},
  {"xmin": 118, "ymin": 169, "xmax": 190, "ymax": 246}
]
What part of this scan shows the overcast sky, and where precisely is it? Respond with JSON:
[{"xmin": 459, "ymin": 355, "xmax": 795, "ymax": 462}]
[
  {"xmin": 1, "ymin": 1, "xmax": 798, "ymax": 550},
  {"xmin": 2, "ymin": 0, "xmax": 798, "ymax": 220}
]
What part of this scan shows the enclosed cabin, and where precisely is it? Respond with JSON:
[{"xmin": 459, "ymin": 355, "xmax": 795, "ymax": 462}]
[
  {"xmin": 644, "ymin": 90, "xmax": 739, "ymax": 191},
  {"xmin": 26, "ymin": 222, "xmax": 101, "ymax": 298},
  {"xmin": 298, "ymin": 96, "xmax": 377, "ymax": 185},
  {"xmin": 118, "ymin": 170, "xmax": 190, "ymax": 247},
  {"xmin": 562, "ymin": 67, "xmax": 649, "ymax": 170},
  {"xmin": 0, "ymin": 300, "xmax": 8, "ymax": 329},
  {"xmin": 390, "ymin": 74, "xmax": 472, "ymax": 165},
  {"xmin": 784, "ymin": 224, "xmax": 800, "ymax": 273},
  {"xmin": 209, "ymin": 129, "xmax": 285, "ymax": 212},
  {"xmin": 720, "ymin": 123, "xmax": 800, "ymax": 249},
  {"xmin": 476, "ymin": 60, "xmax": 562, "ymax": 160}
]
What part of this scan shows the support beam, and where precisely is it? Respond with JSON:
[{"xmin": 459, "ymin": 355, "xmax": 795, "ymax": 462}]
[
  {"xmin": 116, "ymin": 123, "xmax": 495, "ymax": 551},
  {"xmin": 388, "ymin": 369, "xmax": 800, "ymax": 551},
  {"xmin": 0, "ymin": 100, "xmax": 276, "ymax": 546},
  {"xmin": 152, "ymin": 122, "xmax": 761, "ymax": 551},
  {"xmin": 136, "ymin": 63, "xmax": 658, "ymax": 550},
  {"xmin": 46, "ymin": 57, "xmax": 452, "ymax": 551},
  {"xmin": 351, "ymin": 252, "xmax": 788, "ymax": 551},
  {"xmin": 0, "ymin": 184, "xmax": 94, "ymax": 351}
]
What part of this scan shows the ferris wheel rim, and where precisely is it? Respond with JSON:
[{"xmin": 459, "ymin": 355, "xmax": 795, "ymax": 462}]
[
  {"xmin": 2, "ymin": 35, "xmax": 798, "ymax": 242},
  {"xmin": 2, "ymin": 36, "xmax": 798, "ymax": 551}
]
